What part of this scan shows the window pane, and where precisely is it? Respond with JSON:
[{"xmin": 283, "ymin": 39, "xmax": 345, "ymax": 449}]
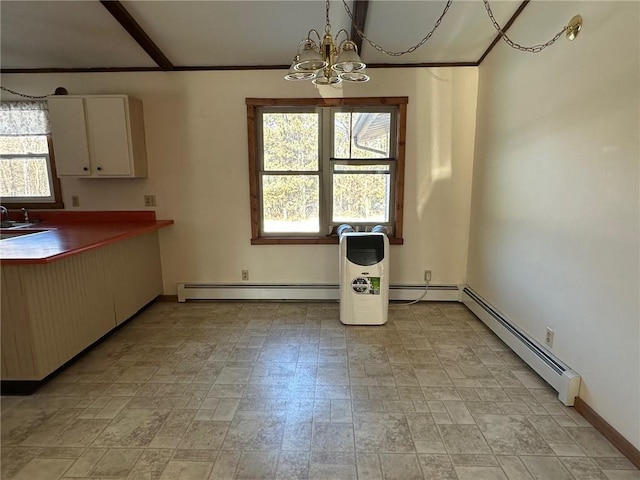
[
  {"xmin": 0, "ymin": 156, "xmax": 51, "ymax": 197},
  {"xmin": 334, "ymin": 112, "xmax": 391, "ymax": 159},
  {"xmin": 262, "ymin": 175, "xmax": 319, "ymax": 233},
  {"xmin": 333, "ymin": 173, "xmax": 390, "ymax": 223},
  {"xmin": 263, "ymin": 113, "xmax": 318, "ymax": 171},
  {"xmin": 0, "ymin": 135, "xmax": 48, "ymax": 154}
]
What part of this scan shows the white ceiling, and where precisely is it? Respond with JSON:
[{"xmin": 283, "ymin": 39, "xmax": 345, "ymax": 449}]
[{"xmin": 0, "ymin": 0, "xmax": 523, "ymax": 71}]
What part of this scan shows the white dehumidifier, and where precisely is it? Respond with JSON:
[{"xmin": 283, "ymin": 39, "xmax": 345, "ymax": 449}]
[{"xmin": 338, "ymin": 225, "xmax": 390, "ymax": 325}]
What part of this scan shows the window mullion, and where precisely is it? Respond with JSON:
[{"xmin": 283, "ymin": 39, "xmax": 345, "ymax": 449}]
[{"xmin": 321, "ymin": 107, "xmax": 332, "ymax": 235}]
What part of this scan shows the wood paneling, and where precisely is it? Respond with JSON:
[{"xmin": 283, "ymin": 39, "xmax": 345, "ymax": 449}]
[
  {"xmin": 1, "ymin": 266, "xmax": 36, "ymax": 379},
  {"xmin": 0, "ymin": 231, "xmax": 164, "ymax": 381},
  {"xmin": 103, "ymin": 232, "xmax": 162, "ymax": 324},
  {"xmin": 20, "ymin": 250, "xmax": 114, "ymax": 378}
]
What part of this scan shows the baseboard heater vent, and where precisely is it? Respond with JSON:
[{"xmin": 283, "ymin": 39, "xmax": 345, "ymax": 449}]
[
  {"xmin": 462, "ymin": 286, "xmax": 580, "ymax": 406},
  {"xmin": 177, "ymin": 283, "xmax": 459, "ymax": 303}
]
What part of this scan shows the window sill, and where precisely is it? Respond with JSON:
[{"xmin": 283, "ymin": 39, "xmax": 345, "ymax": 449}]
[{"xmin": 251, "ymin": 236, "xmax": 404, "ymax": 245}]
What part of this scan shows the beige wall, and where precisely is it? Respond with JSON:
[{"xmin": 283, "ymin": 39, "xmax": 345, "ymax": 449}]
[
  {"xmin": 468, "ymin": 1, "xmax": 640, "ymax": 448},
  {"xmin": 1, "ymin": 67, "xmax": 478, "ymax": 293}
]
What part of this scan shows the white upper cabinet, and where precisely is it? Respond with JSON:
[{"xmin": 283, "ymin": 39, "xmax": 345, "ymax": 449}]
[{"xmin": 48, "ymin": 95, "xmax": 148, "ymax": 178}]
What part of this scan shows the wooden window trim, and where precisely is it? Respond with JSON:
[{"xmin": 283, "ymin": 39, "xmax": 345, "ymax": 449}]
[
  {"xmin": 246, "ymin": 97, "xmax": 407, "ymax": 245},
  {"xmin": 1, "ymin": 136, "xmax": 64, "ymax": 209}
]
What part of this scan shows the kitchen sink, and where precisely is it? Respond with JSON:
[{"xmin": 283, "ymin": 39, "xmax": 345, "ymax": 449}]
[
  {"xmin": 0, "ymin": 229, "xmax": 48, "ymax": 240},
  {"xmin": 0, "ymin": 221, "xmax": 38, "ymax": 228}
]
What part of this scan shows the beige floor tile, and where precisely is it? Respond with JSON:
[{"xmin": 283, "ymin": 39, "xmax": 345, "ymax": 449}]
[
  {"xmin": 177, "ymin": 420, "xmax": 229, "ymax": 450},
  {"xmin": 210, "ymin": 451, "xmax": 241, "ymax": 480},
  {"xmin": 561, "ymin": 457, "xmax": 608, "ymax": 479},
  {"xmin": 451, "ymin": 454, "xmax": 499, "ymax": 466},
  {"xmin": 455, "ymin": 466, "xmax": 509, "ymax": 480},
  {"xmin": 90, "ymin": 448, "xmax": 142, "ymax": 477},
  {"xmin": 594, "ymin": 457, "xmax": 639, "ymax": 470},
  {"xmin": 0, "ymin": 447, "xmax": 43, "ymax": 479},
  {"xmin": 520, "ymin": 456, "xmax": 573, "ymax": 480},
  {"xmin": 438, "ymin": 424, "xmax": 492, "ymax": 454},
  {"xmin": 235, "ymin": 451, "xmax": 278, "ymax": 479},
  {"xmin": 276, "ymin": 451, "xmax": 310, "ymax": 479},
  {"xmin": 311, "ymin": 422, "xmax": 355, "ymax": 451},
  {"xmin": 406, "ymin": 412, "xmax": 446, "ymax": 453},
  {"xmin": 549, "ymin": 442, "xmax": 586, "ymax": 456},
  {"xmin": 2, "ymin": 301, "xmax": 638, "ymax": 480},
  {"xmin": 223, "ymin": 411, "xmax": 286, "ymax": 450},
  {"xmin": 564, "ymin": 427, "xmax": 626, "ymax": 457},
  {"xmin": 354, "ymin": 412, "xmax": 415, "ymax": 453},
  {"xmin": 355, "ymin": 453, "xmax": 382, "ymax": 480},
  {"xmin": 125, "ymin": 448, "xmax": 174, "ymax": 480},
  {"xmin": 12, "ymin": 457, "xmax": 74, "ymax": 480},
  {"xmin": 308, "ymin": 452, "xmax": 357, "ymax": 480},
  {"xmin": 378, "ymin": 453, "xmax": 423, "ymax": 480},
  {"xmin": 93, "ymin": 409, "xmax": 172, "ymax": 447},
  {"xmin": 602, "ymin": 471, "xmax": 640, "ymax": 480},
  {"xmin": 158, "ymin": 460, "xmax": 213, "ymax": 480},
  {"xmin": 416, "ymin": 454, "xmax": 457, "ymax": 480},
  {"xmin": 443, "ymin": 401, "xmax": 475, "ymax": 424},
  {"xmin": 64, "ymin": 448, "xmax": 107, "ymax": 477},
  {"xmin": 173, "ymin": 449, "xmax": 219, "ymax": 462},
  {"xmin": 496, "ymin": 455, "xmax": 533, "ymax": 480},
  {"xmin": 473, "ymin": 414, "xmax": 554, "ymax": 455}
]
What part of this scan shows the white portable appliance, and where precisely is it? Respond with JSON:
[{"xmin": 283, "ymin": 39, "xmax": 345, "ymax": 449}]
[{"xmin": 338, "ymin": 225, "xmax": 390, "ymax": 325}]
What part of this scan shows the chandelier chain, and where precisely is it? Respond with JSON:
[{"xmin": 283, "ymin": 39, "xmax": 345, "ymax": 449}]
[
  {"xmin": 483, "ymin": 0, "xmax": 567, "ymax": 53},
  {"xmin": 325, "ymin": 0, "xmax": 331, "ymax": 34},
  {"xmin": 342, "ymin": 0, "xmax": 452, "ymax": 56},
  {"xmin": 0, "ymin": 86, "xmax": 54, "ymax": 99}
]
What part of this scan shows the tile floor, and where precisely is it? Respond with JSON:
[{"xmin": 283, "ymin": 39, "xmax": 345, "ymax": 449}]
[{"xmin": 1, "ymin": 301, "xmax": 638, "ymax": 480}]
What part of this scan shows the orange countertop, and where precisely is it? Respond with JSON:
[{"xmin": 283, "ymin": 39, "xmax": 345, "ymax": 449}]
[{"xmin": 0, "ymin": 211, "xmax": 173, "ymax": 265}]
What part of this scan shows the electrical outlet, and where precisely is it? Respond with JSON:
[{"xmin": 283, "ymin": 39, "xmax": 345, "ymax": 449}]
[
  {"xmin": 242, "ymin": 270, "xmax": 249, "ymax": 281},
  {"xmin": 71, "ymin": 195, "xmax": 80, "ymax": 207},
  {"xmin": 545, "ymin": 327, "xmax": 554, "ymax": 348},
  {"xmin": 144, "ymin": 195, "xmax": 157, "ymax": 207},
  {"xmin": 424, "ymin": 270, "xmax": 432, "ymax": 282}
]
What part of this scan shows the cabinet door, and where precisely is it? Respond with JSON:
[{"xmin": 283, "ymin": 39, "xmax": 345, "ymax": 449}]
[
  {"xmin": 85, "ymin": 97, "xmax": 132, "ymax": 176},
  {"xmin": 48, "ymin": 97, "xmax": 91, "ymax": 176}
]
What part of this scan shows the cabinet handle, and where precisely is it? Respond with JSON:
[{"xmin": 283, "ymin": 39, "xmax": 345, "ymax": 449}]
[
  {"xmin": 83, "ymin": 167, "xmax": 88, "ymax": 171},
  {"xmin": 97, "ymin": 167, "xmax": 102, "ymax": 171}
]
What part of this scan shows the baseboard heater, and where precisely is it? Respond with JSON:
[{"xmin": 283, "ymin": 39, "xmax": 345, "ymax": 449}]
[
  {"xmin": 462, "ymin": 286, "xmax": 580, "ymax": 406},
  {"xmin": 177, "ymin": 283, "xmax": 460, "ymax": 303}
]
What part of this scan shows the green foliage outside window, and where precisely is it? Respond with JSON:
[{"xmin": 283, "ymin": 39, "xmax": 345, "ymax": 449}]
[{"xmin": 260, "ymin": 109, "xmax": 394, "ymax": 233}]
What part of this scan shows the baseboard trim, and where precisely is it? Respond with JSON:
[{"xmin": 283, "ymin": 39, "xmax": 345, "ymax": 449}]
[
  {"xmin": 177, "ymin": 283, "xmax": 460, "ymax": 302},
  {"xmin": 157, "ymin": 294, "xmax": 178, "ymax": 302},
  {"xmin": 574, "ymin": 397, "xmax": 640, "ymax": 468},
  {"xmin": 462, "ymin": 286, "xmax": 580, "ymax": 406}
]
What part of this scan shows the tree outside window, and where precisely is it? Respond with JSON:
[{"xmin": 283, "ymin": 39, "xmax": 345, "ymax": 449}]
[{"xmin": 247, "ymin": 97, "xmax": 407, "ymax": 245}]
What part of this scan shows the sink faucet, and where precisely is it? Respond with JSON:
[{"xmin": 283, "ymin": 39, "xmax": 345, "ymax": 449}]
[
  {"xmin": 0, "ymin": 206, "xmax": 7, "ymax": 219},
  {"xmin": 21, "ymin": 208, "xmax": 29, "ymax": 223}
]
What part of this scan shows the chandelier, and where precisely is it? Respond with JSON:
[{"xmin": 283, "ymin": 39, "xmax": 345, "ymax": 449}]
[
  {"xmin": 285, "ymin": 0, "xmax": 368, "ymax": 85},
  {"xmin": 286, "ymin": 0, "xmax": 583, "ymax": 86}
]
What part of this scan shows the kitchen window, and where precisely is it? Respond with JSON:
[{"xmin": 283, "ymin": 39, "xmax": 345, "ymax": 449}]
[
  {"xmin": 0, "ymin": 101, "xmax": 63, "ymax": 208},
  {"xmin": 247, "ymin": 97, "xmax": 407, "ymax": 245}
]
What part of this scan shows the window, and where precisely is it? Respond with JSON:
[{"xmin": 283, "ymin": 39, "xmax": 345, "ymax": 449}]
[
  {"xmin": 247, "ymin": 97, "xmax": 407, "ymax": 245},
  {"xmin": 0, "ymin": 101, "xmax": 63, "ymax": 208}
]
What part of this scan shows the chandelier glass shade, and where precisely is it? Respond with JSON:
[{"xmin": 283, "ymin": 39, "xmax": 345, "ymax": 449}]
[{"xmin": 286, "ymin": 25, "xmax": 368, "ymax": 85}]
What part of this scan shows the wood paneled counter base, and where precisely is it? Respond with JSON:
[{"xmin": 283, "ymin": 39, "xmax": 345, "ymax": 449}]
[{"xmin": 0, "ymin": 211, "xmax": 173, "ymax": 393}]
